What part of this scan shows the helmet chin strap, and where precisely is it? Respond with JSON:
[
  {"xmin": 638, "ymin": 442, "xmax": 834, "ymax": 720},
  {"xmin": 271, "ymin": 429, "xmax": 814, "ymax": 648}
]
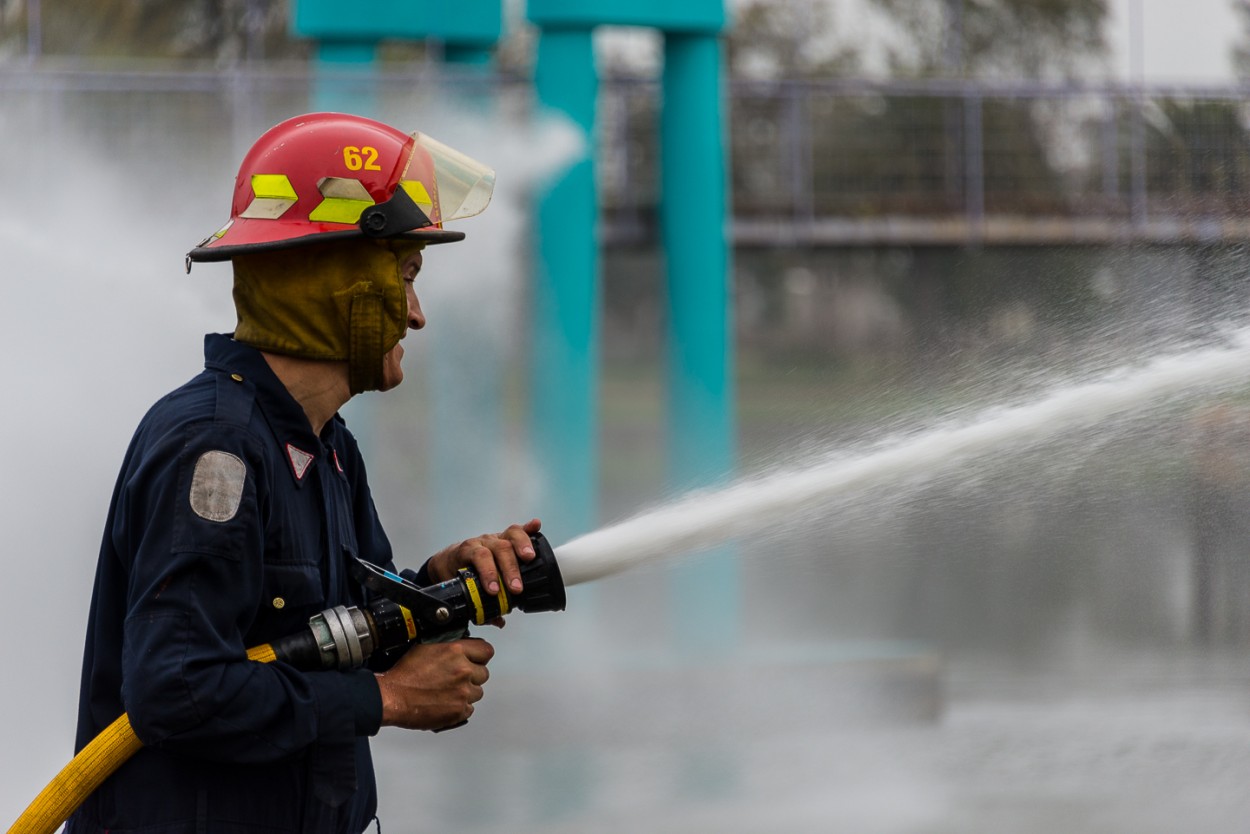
[
  {"xmin": 348, "ymin": 285, "xmax": 387, "ymax": 394},
  {"xmin": 347, "ymin": 193, "xmax": 430, "ymax": 393}
]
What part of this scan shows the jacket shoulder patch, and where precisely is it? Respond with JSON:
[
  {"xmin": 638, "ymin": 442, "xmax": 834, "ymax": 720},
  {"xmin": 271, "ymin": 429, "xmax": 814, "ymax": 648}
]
[{"xmin": 189, "ymin": 450, "xmax": 247, "ymax": 522}]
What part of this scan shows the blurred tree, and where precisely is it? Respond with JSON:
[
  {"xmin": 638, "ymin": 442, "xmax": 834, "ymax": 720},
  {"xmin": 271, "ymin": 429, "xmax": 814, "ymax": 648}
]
[
  {"xmin": 0, "ymin": 0, "xmax": 34, "ymax": 59},
  {"xmin": 1233, "ymin": 0, "xmax": 1250, "ymax": 79},
  {"xmin": 725, "ymin": 0, "xmax": 860, "ymax": 220},
  {"xmin": 869, "ymin": 0, "xmax": 1110, "ymax": 80},
  {"xmin": 811, "ymin": 0, "xmax": 1111, "ymax": 220},
  {"xmin": 726, "ymin": 0, "xmax": 859, "ymax": 80},
  {"xmin": 1, "ymin": 0, "xmax": 306, "ymax": 62}
]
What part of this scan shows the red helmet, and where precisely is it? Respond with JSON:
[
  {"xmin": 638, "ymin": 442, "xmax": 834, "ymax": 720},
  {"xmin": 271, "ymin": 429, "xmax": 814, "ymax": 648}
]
[{"xmin": 187, "ymin": 112, "xmax": 494, "ymax": 264}]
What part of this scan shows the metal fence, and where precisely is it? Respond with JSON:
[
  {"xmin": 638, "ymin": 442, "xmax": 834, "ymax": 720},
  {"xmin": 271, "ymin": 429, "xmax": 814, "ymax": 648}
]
[
  {"xmin": 603, "ymin": 77, "xmax": 1250, "ymax": 245},
  {"xmin": 6, "ymin": 64, "xmax": 1250, "ymax": 245}
]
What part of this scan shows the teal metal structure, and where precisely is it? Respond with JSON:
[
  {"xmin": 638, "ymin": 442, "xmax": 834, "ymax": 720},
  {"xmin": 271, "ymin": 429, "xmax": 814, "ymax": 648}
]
[
  {"xmin": 528, "ymin": 0, "xmax": 736, "ymax": 648},
  {"xmin": 292, "ymin": 1, "xmax": 502, "ymax": 47},
  {"xmin": 292, "ymin": 0, "xmax": 501, "ymax": 110},
  {"xmin": 289, "ymin": 0, "xmax": 736, "ymax": 647},
  {"xmin": 659, "ymin": 30, "xmax": 737, "ymax": 651},
  {"xmin": 528, "ymin": 27, "xmax": 601, "ymax": 542}
]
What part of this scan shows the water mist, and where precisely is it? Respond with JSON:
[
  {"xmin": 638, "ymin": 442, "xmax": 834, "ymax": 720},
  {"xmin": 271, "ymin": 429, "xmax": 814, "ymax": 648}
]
[{"xmin": 555, "ymin": 327, "xmax": 1250, "ymax": 586}]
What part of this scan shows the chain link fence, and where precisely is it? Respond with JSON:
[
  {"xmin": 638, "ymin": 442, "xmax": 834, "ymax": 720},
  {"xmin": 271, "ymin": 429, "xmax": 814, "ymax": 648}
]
[{"xmin": 601, "ymin": 77, "xmax": 1250, "ymax": 244}]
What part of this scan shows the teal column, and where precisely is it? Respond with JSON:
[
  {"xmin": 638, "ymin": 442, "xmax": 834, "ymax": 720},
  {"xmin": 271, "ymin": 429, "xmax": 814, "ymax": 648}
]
[
  {"xmin": 531, "ymin": 28, "xmax": 600, "ymax": 540},
  {"xmin": 660, "ymin": 31, "xmax": 738, "ymax": 651},
  {"xmin": 313, "ymin": 40, "xmax": 378, "ymax": 114}
]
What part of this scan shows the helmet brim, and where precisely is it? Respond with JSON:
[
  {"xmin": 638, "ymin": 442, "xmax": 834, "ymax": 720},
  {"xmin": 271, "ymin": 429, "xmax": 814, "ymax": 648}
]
[{"xmin": 187, "ymin": 225, "xmax": 465, "ymax": 264}]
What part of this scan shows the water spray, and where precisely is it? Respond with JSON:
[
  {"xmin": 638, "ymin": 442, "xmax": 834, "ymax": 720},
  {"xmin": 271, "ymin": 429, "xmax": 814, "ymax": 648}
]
[{"xmin": 555, "ymin": 327, "xmax": 1250, "ymax": 586}]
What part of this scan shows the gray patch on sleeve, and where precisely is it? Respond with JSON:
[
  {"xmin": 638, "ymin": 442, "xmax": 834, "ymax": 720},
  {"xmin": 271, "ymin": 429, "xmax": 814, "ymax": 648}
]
[{"xmin": 189, "ymin": 451, "xmax": 247, "ymax": 522}]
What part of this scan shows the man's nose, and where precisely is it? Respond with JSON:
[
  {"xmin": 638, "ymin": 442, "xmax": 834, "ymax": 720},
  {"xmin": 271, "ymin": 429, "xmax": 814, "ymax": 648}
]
[{"xmin": 408, "ymin": 287, "xmax": 426, "ymax": 330}]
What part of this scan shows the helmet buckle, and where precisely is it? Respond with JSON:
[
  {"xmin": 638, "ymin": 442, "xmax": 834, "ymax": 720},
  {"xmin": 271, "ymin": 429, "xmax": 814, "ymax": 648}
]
[{"xmin": 359, "ymin": 187, "xmax": 433, "ymax": 239}]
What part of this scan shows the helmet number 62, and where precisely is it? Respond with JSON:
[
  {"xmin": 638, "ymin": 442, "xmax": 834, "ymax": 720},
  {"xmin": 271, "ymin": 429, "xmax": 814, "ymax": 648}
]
[{"xmin": 343, "ymin": 146, "xmax": 382, "ymax": 172}]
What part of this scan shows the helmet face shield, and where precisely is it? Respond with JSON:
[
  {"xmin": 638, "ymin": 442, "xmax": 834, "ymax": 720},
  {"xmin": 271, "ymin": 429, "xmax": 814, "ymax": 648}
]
[
  {"xmin": 187, "ymin": 114, "xmax": 495, "ymax": 264},
  {"xmin": 411, "ymin": 132, "xmax": 495, "ymax": 223}
]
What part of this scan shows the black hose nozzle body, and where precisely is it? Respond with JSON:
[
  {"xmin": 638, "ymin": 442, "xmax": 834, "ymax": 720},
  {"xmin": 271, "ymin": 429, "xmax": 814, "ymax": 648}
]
[{"xmin": 267, "ymin": 532, "xmax": 565, "ymax": 671}]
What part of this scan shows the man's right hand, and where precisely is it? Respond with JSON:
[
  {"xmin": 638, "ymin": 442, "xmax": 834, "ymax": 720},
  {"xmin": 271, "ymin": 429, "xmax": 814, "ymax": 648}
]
[{"xmin": 374, "ymin": 638, "xmax": 494, "ymax": 731}]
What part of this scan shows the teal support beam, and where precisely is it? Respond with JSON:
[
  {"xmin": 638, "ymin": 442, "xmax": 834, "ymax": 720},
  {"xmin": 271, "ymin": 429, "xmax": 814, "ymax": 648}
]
[
  {"xmin": 294, "ymin": 0, "xmax": 502, "ymax": 43},
  {"xmin": 529, "ymin": 36, "xmax": 602, "ymax": 820},
  {"xmin": 529, "ymin": 0, "xmax": 723, "ymax": 31},
  {"xmin": 531, "ymin": 28, "xmax": 600, "ymax": 540},
  {"xmin": 660, "ymin": 31, "xmax": 737, "ymax": 651},
  {"xmin": 293, "ymin": 0, "xmax": 503, "ymax": 112},
  {"xmin": 527, "ymin": 0, "xmax": 734, "ymax": 651}
]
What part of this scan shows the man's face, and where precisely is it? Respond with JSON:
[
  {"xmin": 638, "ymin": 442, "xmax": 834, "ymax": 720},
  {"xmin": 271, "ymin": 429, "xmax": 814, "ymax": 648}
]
[{"xmin": 379, "ymin": 248, "xmax": 426, "ymax": 392}]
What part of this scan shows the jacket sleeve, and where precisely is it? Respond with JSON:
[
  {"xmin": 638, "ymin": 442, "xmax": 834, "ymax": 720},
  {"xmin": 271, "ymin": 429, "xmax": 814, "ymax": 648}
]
[{"xmin": 115, "ymin": 420, "xmax": 381, "ymax": 762}]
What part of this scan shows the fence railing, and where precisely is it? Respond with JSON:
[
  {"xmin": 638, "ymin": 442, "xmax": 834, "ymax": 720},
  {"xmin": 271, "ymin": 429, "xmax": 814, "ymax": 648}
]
[
  {"xmin": 603, "ymin": 76, "xmax": 1250, "ymax": 245},
  {"xmin": 7, "ymin": 64, "xmax": 1250, "ymax": 245}
]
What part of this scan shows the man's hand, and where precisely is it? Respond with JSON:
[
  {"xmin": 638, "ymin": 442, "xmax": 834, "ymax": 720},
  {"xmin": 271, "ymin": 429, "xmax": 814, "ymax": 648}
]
[
  {"xmin": 375, "ymin": 638, "xmax": 494, "ymax": 730},
  {"xmin": 425, "ymin": 518, "xmax": 543, "ymax": 599}
]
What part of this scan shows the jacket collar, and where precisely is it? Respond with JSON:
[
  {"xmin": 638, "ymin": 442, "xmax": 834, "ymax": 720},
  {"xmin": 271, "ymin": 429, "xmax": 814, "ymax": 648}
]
[{"xmin": 203, "ymin": 333, "xmax": 334, "ymax": 486}]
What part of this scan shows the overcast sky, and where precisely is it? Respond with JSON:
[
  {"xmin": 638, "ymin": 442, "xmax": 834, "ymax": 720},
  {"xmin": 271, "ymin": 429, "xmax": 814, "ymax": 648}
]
[
  {"xmin": 1106, "ymin": 0, "xmax": 1241, "ymax": 82},
  {"xmin": 742, "ymin": 0, "xmax": 1248, "ymax": 83}
]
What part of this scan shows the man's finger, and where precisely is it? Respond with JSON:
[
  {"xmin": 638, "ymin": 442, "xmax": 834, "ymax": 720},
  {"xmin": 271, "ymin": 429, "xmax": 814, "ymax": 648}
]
[
  {"xmin": 481, "ymin": 536, "xmax": 523, "ymax": 593},
  {"xmin": 506, "ymin": 523, "xmax": 537, "ymax": 561},
  {"xmin": 458, "ymin": 637, "xmax": 495, "ymax": 664},
  {"xmin": 466, "ymin": 543, "xmax": 501, "ymax": 594}
]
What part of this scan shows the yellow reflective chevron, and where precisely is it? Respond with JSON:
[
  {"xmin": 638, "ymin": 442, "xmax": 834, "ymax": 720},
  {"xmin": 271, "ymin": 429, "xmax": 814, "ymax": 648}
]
[
  {"xmin": 240, "ymin": 174, "xmax": 298, "ymax": 220},
  {"xmin": 398, "ymin": 180, "xmax": 435, "ymax": 216},
  {"xmin": 309, "ymin": 176, "xmax": 375, "ymax": 224}
]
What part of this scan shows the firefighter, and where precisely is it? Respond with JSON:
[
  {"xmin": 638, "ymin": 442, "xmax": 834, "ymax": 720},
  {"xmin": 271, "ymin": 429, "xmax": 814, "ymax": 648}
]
[{"xmin": 68, "ymin": 113, "xmax": 539, "ymax": 832}]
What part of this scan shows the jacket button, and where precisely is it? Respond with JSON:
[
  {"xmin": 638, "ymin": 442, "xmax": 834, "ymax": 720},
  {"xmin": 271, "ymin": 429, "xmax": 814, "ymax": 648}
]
[
  {"xmin": 231, "ymin": 373, "xmax": 244, "ymax": 383},
  {"xmin": 272, "ymin": 597, "xmax": 285, "ymax": 609}
]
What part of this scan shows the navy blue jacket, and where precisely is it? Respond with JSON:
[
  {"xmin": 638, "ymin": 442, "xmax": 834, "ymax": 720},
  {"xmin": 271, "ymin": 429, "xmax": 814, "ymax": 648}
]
[{"xmin": 70, "ymin": 335, "xmax": 396, "ymax": 833}]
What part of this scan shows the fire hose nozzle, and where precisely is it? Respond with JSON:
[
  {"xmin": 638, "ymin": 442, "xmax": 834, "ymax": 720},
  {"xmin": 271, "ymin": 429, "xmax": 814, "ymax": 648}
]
[{"xmin": 267, "ymin": 532, "xmax": 566, "ymax": 671}]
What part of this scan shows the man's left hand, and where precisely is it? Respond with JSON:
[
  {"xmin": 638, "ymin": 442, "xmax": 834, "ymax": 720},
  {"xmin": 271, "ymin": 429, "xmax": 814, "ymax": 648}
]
[{"xmin": 425, "ymin": 519, "xmax": 543, "ymax": 620}]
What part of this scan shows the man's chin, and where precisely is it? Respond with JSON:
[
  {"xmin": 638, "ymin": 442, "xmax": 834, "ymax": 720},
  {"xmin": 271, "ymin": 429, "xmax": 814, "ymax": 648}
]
[
  {"xmin": 378, "ymin": 345, "xmax": 404, "ymax": 391},
  {"xmin": 378, "ymin": 371, "xmax": 404, "ymax": 392}
]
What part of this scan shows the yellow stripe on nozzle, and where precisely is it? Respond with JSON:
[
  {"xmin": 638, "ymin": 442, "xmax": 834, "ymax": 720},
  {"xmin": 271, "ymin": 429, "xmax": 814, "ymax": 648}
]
[{"xmin": 462, "ymin": 572, "xmax": 486, "ymax": 625}]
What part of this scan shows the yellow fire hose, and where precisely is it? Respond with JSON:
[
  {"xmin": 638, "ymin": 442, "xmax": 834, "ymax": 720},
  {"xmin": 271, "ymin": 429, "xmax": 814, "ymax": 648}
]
[{"xmin": 8, "ymin": 644, "xmax": 277, "ymax": 834}]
